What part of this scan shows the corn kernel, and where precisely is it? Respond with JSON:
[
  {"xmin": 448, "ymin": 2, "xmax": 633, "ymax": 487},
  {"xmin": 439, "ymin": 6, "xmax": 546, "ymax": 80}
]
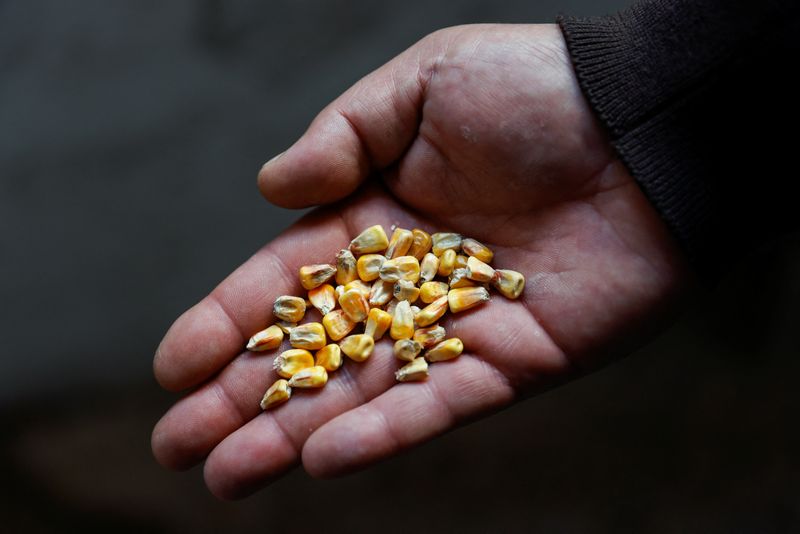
[
  {"xmin": 390, "ymin": 300, "xmax": 414, "ymax": 340},
  {"xmin": 414, "ymin": 295, "xmax": 448, "ymax": 327},
  {"xmin": 410, "ymin": 305, "xmax": 421, "ymax": 315},
  {"xmin": 466, "ymin": 256, "xmax": 495, "ymax": 283},
  {"xmin": 273, "ymin": 295, "xmax": 306, "ymax": 323},
  {"xmin": 419, "ymin": 253, "xmax": 439, "ymax": 282},
  {"xmin": 364, "ymin": 308, "xmax": 392, "ymax": 340},
  {"xmin": 385, "ymin": 228, "xmax": 414, "ymax": 259},
  {"xmin": 449, "ymin": 268, "xmax": 475, "ymax": 288},
  {"xmin": 322, "ymin": 309, "xmax": 356, "ymax": 341},
  {"xmin": 431, "ymin": 232, "xmax": 462, "ymax": 256},
  {"xmin": 260, "ymin": 379, "xmax": 291, "ymax": 410},
  {"xmin": 425, "ymin": 338, "xmax": 463, "ymax": 362},
  {"xmin": 437, "ymin": 249, "xmax": 456, "ymax": 277},
  {"xmin": 299, "ymin": 264, "xmax": 336, "ymax": 290},
  {"xmin": 344, "ymin": 279, "xmax": 371, "ymax": 299},
  {"xmin": 289, "ymin": 322, "xmax": 327, "ymax": 350},
  {"xmin": 340, "ymin": 334, "xmax": 375, "ymax": 362},
  {"xmin": 413, "ymin": 324, "xmax": 446, "ymax": 349},
  {"xmin": 419, "ymin": 281, "xmax": 448, "ymax": 303},
  {"xmin": 455, "ymin": 254, "xmax": 469, "ymax": 269},
  {"xmin": 246, "ymin": 324, "xmax": 284, "ymax": 352},
  {"xmin": 308, "ymin": 284, "xmax": 336, "ymax": 316},
  {"xmin": 369, "ymin": 279, "xmax": 394, "ymax": 307},
  {"xmin": 448, "ymin": 286, "xmax": 489, "ymax": 313},
  {"xmin": 408, "ymin": 229, "xmax": 432, "ymax": 260},
  {"xmin": 393, "ymin": 339, "xmax": 423, "ymax": 362},
  {"xmin": 335, "ymin": 249, "xmax": 358, "ymax": 285},
  {"xmin": 273, "ymin": 348, "xmax": 315, "ymax": 378},
  {"xmin": 385, "ymin": 299, "xmax": 399, "ymax": 316},
  {"xmin": 395, "ymin": 357, "xmax": 429, "ymax": 382},
  {"xmin": 339, "ymin": 288, "xmax": 369, "ymax": 322},
  {"xmin": 315, "ymin": 344, "xmax": 342, "ymax": 372},
  {"xmin": 461, "ymin": 238, "xmax": 494, "ymax": 263},
  {"xmin": 379, "ymin": 256, "xmax": 420, "ymax": 283},
  {"xmin": 334, "ymin": 285, "xmax": 345, "ymax": 301},
  {"xmin": 491, "ymin": 269, "xmax": 526, "ymax": 299},
  {"xmin": 288, "ymin": 365, "xmax": 328, "ymax": 388},
  {"xmin": 356, "ymin": 254, "xmax": 385, "ymax": 282},
  {"xmin": 275, "ymin": 320, "xmax": 296, "ymax": 334},
  {"xmin": 349, "ymin": 225, "xmax": 389, "ymax": 255},
  {"xmin": 393, "ymin": 280, "xmax": 420, "ymax": 303}
]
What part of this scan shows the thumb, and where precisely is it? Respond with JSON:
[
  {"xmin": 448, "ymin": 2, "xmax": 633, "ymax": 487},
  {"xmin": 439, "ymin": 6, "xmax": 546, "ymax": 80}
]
[{"xmin": 258, "ymin": 41, "xmax": 431, "ymax": 209}]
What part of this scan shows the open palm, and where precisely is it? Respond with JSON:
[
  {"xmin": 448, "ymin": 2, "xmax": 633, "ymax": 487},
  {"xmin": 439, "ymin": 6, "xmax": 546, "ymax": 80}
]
[{"xmin": 152, "ymin": 24, "xmax": 690, "ymax": 499}]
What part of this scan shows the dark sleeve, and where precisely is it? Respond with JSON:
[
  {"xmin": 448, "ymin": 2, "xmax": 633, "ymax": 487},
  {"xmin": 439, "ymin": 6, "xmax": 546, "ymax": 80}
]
[{"xmin": 558, "ymin": 0, "xmax": 800, "ymax": 280}]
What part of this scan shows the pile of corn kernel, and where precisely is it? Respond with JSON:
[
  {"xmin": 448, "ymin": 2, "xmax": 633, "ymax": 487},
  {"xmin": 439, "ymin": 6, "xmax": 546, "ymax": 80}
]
[{"xmin": 247, "ymin": 225, "xmax": 525, "ymax": 410}]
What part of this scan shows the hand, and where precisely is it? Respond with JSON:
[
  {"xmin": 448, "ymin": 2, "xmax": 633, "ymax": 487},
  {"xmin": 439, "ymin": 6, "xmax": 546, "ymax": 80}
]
[{"xmin": 151, "ymin": 23, "xmax": 691, "ymax": 499}]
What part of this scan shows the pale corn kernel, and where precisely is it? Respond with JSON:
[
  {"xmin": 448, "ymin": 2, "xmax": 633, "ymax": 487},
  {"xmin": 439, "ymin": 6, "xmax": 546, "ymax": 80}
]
[
  {"xmin": 369, "ymin": 280, "xmax": 394, "ymax": 307},
  {"xmin": 449, "ymin": 268, "xmax": 476, "ymax": 289},
  {"xmin": 334, "ymin": 285, "xmax": 345, "ymax": 301},
  {"xmin": 273, "ymin": 349, "xmax": 315, "ymax": 378},
  {"xmin": 414, "ymin": 295, "xmax": 448, "ymax": 327},
  {"xmin": 273, "ymin": 295, "xmax": 306, "ymax": 323},
  {"xmin": 385, "ymin": 299, "xmax": 399, "ymax": 316},
  {"xmin": 308, "ymin": 284, "xmax": 336, "ymax": 316},
  {"xmin": 289, "ymin": 322, "xmax": 327, "ymax": 350},
  {"xmin": 408, "ymin": 229, "xmax": 432, "ymax": 260},
  {"xmin": 276, "ymin": 320, "xmax": 296, "ymax": 334},
  {"xmin": 419, "ymin": 253, "xmax": 440, "ymax": 282},
  {"xmin": 315, "ymin": 344, "xmax": 342, "ymax": 372},
  {"xmin": 466, "ymin": 256, "xmax": 495, "ymax": 283},
  {"xmin": 322, "ymin": 309, "xmax": 356, "ymax": 341},
  {"xmin": 339, "ymin": 334, "xmax": 375, "ymax": 362},
  {"xmin": 393, "ymin": 339, "xmax": 423, "ymax": 362},
  {"xmin": 395, "ymin": 357, "xmax": 429, "ymax": 382},
  {"xmin": 364, "ymin": 308, "xmax": 392, "ymax": 340},
  {"xmin": 413, "ymin": 324, "xmax": 446, "ymax": 349},
  {"xmin": 425, "ymin": 338, "xmax": 463, "ymax": 362},
  {"xmin": 419, "ymin": 281, "xmax": 449, "ymax": 303},
  {"xmin": 349, "ymin": 225, "xmax": 389, "ymax": 255},
  {"xmin": 379, "ymin": 256, "xmax": 420, "ymax": 283},
  {"xmin": 448, "ymin": 286, "xmax": 490, "ymax": 313},
  {"xmin": 335, "ymin": 249, "xmax": 358, "ymax": 285},
  {"xmin": 385, "ymin": 228, "xmax": 414, "ymax": 259},
  {"xmin": 455, "ymin": 254, "xmax": 469, "ymax": 270},
  {"xmin": 356, "ymin": 254, "xmax": 385, "ymax": 282},
  {"xmin": 299, "ymin": 264, "xmax": 336, "ymax": 290},
  {"xmin": 344, "ymin": 279, "xmax": 371, "ymax": 299},
  {"xmin": 339, "ymin": 289, "xmax": 369, "ymax": 322},
  {"xmin": 288, "ymin": 365, "xmax": 328, "ymax": 388},
  {"xmin": 260, "ymin": 379, "xmax": 291, "ymax": 410},
  {"xmin": 437, "ymin": 249, "xmax": 456, "ymax": 277},
  {"xmin": 390, "ymin": 300, "xmax": 414, "ymax": 340},
  {"xmin": 246, "ymin": 325, "xmax": 284, "ymax": 352},
  {"xmin": 410, "ymin": 305, "xmax": 421, "ymax": 315},
  {"xmin": 491, "ymin": 269, "xmax": 526, "ymax": 299},
  {"xmin": 431, "ymin": 232, "xmax": 462, "ymax": 256},
  {"xmin": 393, "ymin": 280, "xmax": 420, "ymax": 303},
  {"xmin": 461, "ymin": 238, "xmax": 494, "ymax": 264}
]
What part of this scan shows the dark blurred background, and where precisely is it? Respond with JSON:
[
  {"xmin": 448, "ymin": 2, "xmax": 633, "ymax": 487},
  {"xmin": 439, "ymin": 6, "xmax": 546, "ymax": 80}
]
[{"xmin": 2, "ymin": 0, "xmax": 799, "ymax": 532}]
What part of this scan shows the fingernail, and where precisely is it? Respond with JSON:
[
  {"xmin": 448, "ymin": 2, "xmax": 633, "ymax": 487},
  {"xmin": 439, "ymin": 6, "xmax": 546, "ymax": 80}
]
[{"xmin": 261, "ymin": 151, "xmax": 284, "ymax": 171}]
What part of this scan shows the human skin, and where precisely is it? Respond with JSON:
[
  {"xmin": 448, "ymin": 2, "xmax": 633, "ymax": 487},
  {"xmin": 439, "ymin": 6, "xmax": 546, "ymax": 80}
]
[{"xmin": 151, "ymin": 23, "xmax": 692, "ymax": 500}]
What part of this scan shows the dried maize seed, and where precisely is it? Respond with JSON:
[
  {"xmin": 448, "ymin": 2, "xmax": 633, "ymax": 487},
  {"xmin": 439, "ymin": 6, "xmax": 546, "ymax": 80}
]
[
  {"xmin": 455, "ymin": 254, "xmax": 469, "ymax": 270},
  {"xmin": 322, "ymin": 309, "xmax": 356, "ymax": 341},
  {"xmin": 419, "ymin": 253, "xmax": 439, "ymax": 282},
  {"xmin": 247, "ymin": 325, "xmax": 284, "ymax": 352},
  {"xmin": 260, "ymin": 379, "xmax": 291, "ymax": 410},
  {"xmin": 385, "ymin": 228, "xmax": 414, "ymax": 259},
  {"xmin": 276, "ymin": 320, "xmax": 297, "ymax": 334},
  {"xmin": 299, "ymin": 264, "xmax": 336, "ymax": 290},
  {"xmin": 369, "ymin": 280, "xmax": 394, "ymax": 307},
  {"xmin": 395, "ymin": 357, "xmax": 429, "ymax": 382},
  {"xmin": 349, "ymin": 225, "xmax": 389, "ymax": 255},
  {"xmin": 344, "ymin": 279, "xmax": 371, "ymax": 299},
  {"xmin": 466, "ymin": 256, "xmax": 495, "ymax": 283},
  {"xmin": 339, "ymin": 288, "xmax": 369, "ymax": 322},
  {"xmin": 273, "ymin": 349, "xmax": 315, "ymax": 378},
  {"xmin": 339, "ymin": 334, "xmax": 375, "ymax": 362},
  {"xmin": 419, "ymin": 281, "xmax": 449, "ymax": 303},
  {"xmin": 379, "ymin": 256, "xmax": 420, "ymax": 283},
  {"xmin": 364, "ymin": 308, "xmax": 392, "ymax": 340},
  {"xmin": 356, "ymin": 254, "xmax": 385, "ymax": 282},
  {"xmin": 390, "ymin": 300, "xmax": 414, "ymax": 340},
  {"xmin": 385, "ymin": 299, "xmax": 399, "ymax": 316},
  {"xmin": 431, "ymin": 232, "xmax": 462, "ymax": 256},
  {"xmin": 410, "ymin": 305, "xmax": 421, "ymax": 315},
  {"xmin": 393, "ymin": 280, "xmax": 420, "ymax": 303},
  {"xmin": 425, "ymin": 338, "xmax": 463, "ymax": 362},
  {"xmin": 408, "ymin": 229, "xmax": 432, "ymax": 260},
  {"xmin": 335, "ymin": 249, "xmax": 358, "ymax": 285},
  {"xmin": 414, "ymin": 295, "xmax": 448, "ymax": 327},
  {"xmin": 273, "ymin": 295, "xmax": 306, "ymax": 323},
  {"xmin": 308, "ymin": 284, "xmax": 336, "ymax": 316},
  {"xmin": 461, "ymin": 238, "xmax": 494, "ymax": 264},
  {"xmin": 448, "ymin": 286, "xmax": 490, "ymax": 313},
  {"xmin": 413, "ymin": 324, "xmax": 446, "ymax": 349},
  {"xmin": 288, "ymin": 365, "xmax": 328, "ymax": 388},
  {"xmin": 289, "ymin": 322, "xmax": 327, "ymax": 350},
  {"xmin": 449, "ymin": 268, "xmax": 475, "ymax": 289},
  {"xmin": 334, "ymin": 285, "xmax": 345, "ymax": 301},
  {"xmin": 491, "ymin": 269, "xmax": 526, "ymax": 299},
  {"xmin": 437, "ymin": 249, "xmax": 456, "ymax": 277},
  {"xmin": 315, "ymin": 344, "xmax": 342, "ymax": 372},
  {"xmin": 393, "ymin": 339, "xmax": 423, "ymax": 362}
]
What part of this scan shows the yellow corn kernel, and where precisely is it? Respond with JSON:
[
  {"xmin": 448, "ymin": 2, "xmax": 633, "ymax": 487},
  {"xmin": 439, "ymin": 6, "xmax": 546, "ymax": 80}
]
[
  {"xmin": 395, "ymin": 357, "xmax": 429, "ymax": 382},
  {"xmin": 364, "ymin": 308, "xmax": 392, "ymax": 340},
  {"xmin": 455, "ymin": 254, "xmax": 469, "ymax": 269},
  {"xmin": 344, "ymin": 279, "xmax": 371, "ymax": 299},
  {"xmin": 339, "ymin": 288, "xmax": 369, "ymax": 322},
  {"xmin": 276, "ymin": 320, "xmax": 296, "ymax": 334},
  {"xmin": 246, "ymin": 324, "xmax": 284, "ymax": 352},
  {"xmin": 308, "ymin": 284, "xmax": 336, "ymax": 316},
  {"xmin": 425, "ymin": 338, "xmax": 463, "ymax": 362},
  {"xmin": 334, "ymin": 284, "xmax": 345, "ymax": 302},
  {"xmin": 466, "ymin": 256, "xmax": 495, "ymax": 283},
  {"xmin": 260, "ymin": 379, "xmax": 291, "ymax": 410},
  {"xmin": 393, "ymin": 339, "xmax": 423, "ymax": 362},
  {"xmin": 385, "ymin": 228, "xmax": 414, "ymax": 259},
  {"xmin": 349, "ymin": 225, "xmax": 389, "ymax": 255},
  {"xmin": 322, "ymin": 309, "xmax": 356, "ymax": 341},
  {"xmin": 419, "ymin": 253, "xmax": 439, "ymax": 282},
  {"xmin": 273, "ymin": 348, "xmax": 315, "ymax": 378},
  {"xmin": 339, "ymin": 334, "xmax": 375, "ymax": 362},
  {"xmin": 408, "ymin": 229, "xmax": 432, "ymax": 260},
  {"xmin": 448, "ymin": 286, "xmax": 490, "ymax": 313},
  {"xmin": 299, "ymin": 264, "xmax": 336, "ymax": 290},
  {"xmin": 289, "ymin": 322, "xmax": 327, "ymax": 350},
  {"xmin": 414, "ymin": 295, "xmax": 448, "ymax": 327},
  {"xmin": 390, "ymin": 300, "xmax": 414, "ymax": 340},
  {"xmin": 431, "ymin": 232, "xmax": 462, "ymax": 256},
  {"xmin": 335, "ymin": 249, "xmax": 358, "ymax": 285},
  {"xmin": 369, "ymin": 279, "xmax": 394, "ymax": 307},
  {"xmin": 449, "ymin": 268, "xmax": 475, "ymax": 289},
  {"xmin": 413, "ymin": 324, "xmax": 446, "ymax": 349},
  {"xmin": 461, "ymin": 238, "xmax": 494, "ymax": 264},
  {"xmin": 437, "ymin": 249, "xmax": 456, "ymax": 277},
  {"xmin": 315, "ymin": 344, "xmax": 342, "ymax": 372},
  {"xmin": 273, "ymin": 295, "xmax": 306, "ymax": 323},
  {"xmin": 356, "ymin": 254, "xmax": 385, "ymax": 282},
  {"xmin": 379, "ymin": 256, "xmax": 420, "ymax": 283},
  {"xmin": 491, "ymin": 269, "xmax": 526, "ymax": 299},
  {"xmin": 288, "ymin": 365, "xmax": 328, "ymax": 388},
  {"xmin": 419, "ymin": 281, "xmax": 448, "ymax": 303},
  {"xmin": 393, "ymin": 280, "xmax": 420, "ymax": 303}
]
